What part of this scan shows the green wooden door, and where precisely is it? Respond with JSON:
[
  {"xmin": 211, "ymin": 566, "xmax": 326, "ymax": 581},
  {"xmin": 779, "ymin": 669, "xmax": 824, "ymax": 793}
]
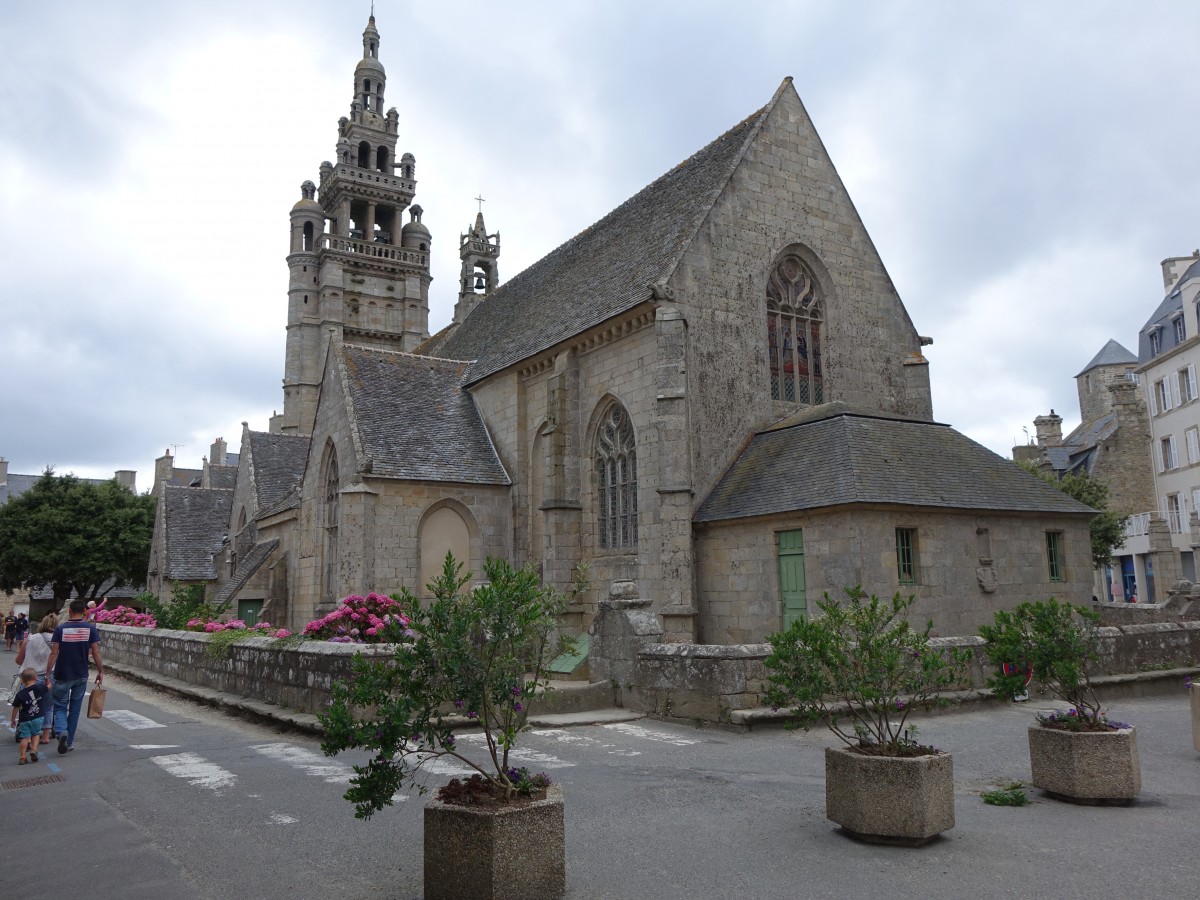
[
  {"xmin": 238, "ymin": 599, "xmax": 264, "ymax": 626},
  {"xmin": 777, "ymin": 530, "xmax": 807, "ymax": 628}
]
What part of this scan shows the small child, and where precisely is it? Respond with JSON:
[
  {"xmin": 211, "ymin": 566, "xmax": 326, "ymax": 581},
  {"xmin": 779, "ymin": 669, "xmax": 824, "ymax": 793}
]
[{"xmin": 10, "ymin": 668, "xmax": 49, "ymax": 765}]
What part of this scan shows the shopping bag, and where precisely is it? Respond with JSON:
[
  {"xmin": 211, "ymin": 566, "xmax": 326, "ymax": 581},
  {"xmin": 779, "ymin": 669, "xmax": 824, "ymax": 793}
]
[
  {"xmin": 2, "ymin": 673, "xmax": 18, "ymax": 705},
  {"xmin": 87, "ymin": 683, "xmax": 107, "ymax": 719}
]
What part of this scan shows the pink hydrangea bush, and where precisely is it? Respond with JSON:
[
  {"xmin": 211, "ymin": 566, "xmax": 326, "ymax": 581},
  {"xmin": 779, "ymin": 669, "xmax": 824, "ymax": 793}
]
[
  {"xmin": 302, "ymin": 592, "xmax": 412, "ymax": 643},
  {"xmin": 185, "ymin": 618, "xmax": 292, "ymax": 638},
  {"xmin": 93, "ymin": 606, "xmax": 157, "ymax": 628}
]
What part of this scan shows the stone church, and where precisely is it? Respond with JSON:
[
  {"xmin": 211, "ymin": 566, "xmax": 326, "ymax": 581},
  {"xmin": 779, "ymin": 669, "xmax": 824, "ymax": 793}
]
[{"xmin": 148, "ymin": 14, "xmax": 1093, "ymax": 646}]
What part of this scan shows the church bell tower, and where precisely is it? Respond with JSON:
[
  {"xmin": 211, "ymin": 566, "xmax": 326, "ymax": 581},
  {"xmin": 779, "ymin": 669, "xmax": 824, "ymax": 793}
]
[
  {"xmin": 278, "ymin": 14, "xmax": 432, "ymax": 436},
  {"xmin": 454, "ymin": 211, "xmax": 500, "ymax": 324}
]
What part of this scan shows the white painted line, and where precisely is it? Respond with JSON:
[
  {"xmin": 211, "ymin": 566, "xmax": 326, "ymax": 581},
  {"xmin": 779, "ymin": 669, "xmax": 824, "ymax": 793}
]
[
  {"xmin": 268, "ymin": 813, "xmax": 298, "ymax": 825},
  {"xmin": 415, "ymin": 755, "xmax": 474, "ymax": 777},
  {"xmin": 602, "ymin": 722, "xmax": 700, "ymax": 746},
  {"xmin": 105, "ymin": 710, "xmax": 166, "ymax": 730},
  {"xmin": 151, "ymin": 752, "xmax": 237, "ymax": 792},
  {"xmin": 456, "ymin": 733, "xmax": 575, "ymax": 768},
  {"xmin": 250, "ymin": 742, "xmax": 355, "ymax": 784},
  {"xmin": 130, "ymin": 744, "xmax": 180, "ymax": 750},
  {"xmin": 532, "ymin": 728, "xmax": 641, "ymax": 756}
]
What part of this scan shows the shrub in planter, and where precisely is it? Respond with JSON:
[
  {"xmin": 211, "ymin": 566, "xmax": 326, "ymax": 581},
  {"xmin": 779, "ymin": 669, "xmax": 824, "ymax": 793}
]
[
  {"xmin": 92, "ymin": 606, "xmax": 157, "ymax": 628},
  {"xmin": 321, "ymin": 554, "xmax": 574, "ymax": 898},
  {"xmin": 302, "ymin": 592, "xmax": 412, "ymax": 643},
  {"xmin": 980, "ymin": 598, "xmax": 1141, "ymax": 803},
  {"xmin": 764, "ymin": 588, "xmax": 971, "ymax": 844}
]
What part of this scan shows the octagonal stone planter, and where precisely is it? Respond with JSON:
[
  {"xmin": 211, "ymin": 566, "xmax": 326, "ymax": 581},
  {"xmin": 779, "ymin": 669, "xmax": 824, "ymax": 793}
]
[
  {"xmin": 824, "ymin": 746, "xmax": 955, "ymax": 845},
  {"xmin": 424, "ymin": 783, "xmax": 565, "ymax": 900},
  {"xmin": 1028, "ymin": 724, "xmax": 1141, "ymax": 804}
]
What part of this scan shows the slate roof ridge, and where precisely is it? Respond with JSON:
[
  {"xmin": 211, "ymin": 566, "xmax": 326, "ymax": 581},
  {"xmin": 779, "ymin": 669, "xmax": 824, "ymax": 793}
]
[
  {"xmin": 334, "ymin": 344, "xmax": 368, "ymax": 474},
  {"xmin": 654, "ymin": 77, "xmax": 790, "ymax": 292},
  {"xmin": 762, "ymin": 401, "xmax": 944, "ymax": 434},
  {"xmin": 1076, "ymin": 339, "xmax": 1138, "ymax": 377},
  {"xmin": 341, "ymin": 342, "xmax": 473, "ymax": 366}
]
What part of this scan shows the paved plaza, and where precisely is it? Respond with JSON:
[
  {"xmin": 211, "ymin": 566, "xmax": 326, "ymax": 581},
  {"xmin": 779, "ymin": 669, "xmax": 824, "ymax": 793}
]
[{"xmin": 2, "ymin": 673, "xmax": 1197, "ymax": 898}]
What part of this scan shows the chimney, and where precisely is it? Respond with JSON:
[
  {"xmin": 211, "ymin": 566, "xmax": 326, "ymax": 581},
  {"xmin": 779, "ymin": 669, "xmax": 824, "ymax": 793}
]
[
  {"xmin": 1033, "ymin": 410, "xmax": 1063, "ymax": 448},
  {"xmin": 1012, "ymin": 445, "xmax": 1040, "ymax": 464},
  {"xmin": 1161, "ymin": 250, "xmax": 1200, "ymax": 293},
  {"xmin": 152, "ymin": 450, "xmax": 175, "ymax": 498},
  {"xmin": 0, "ymin": 457, "xmax": 8, "ymax": 485},
  {"xmin": 113, "ymin": 470, "xmax": 137, "ymax": 493},
  {"xmin": 209, "ymin": 437, "xmax": 227, "ymax": 467}
]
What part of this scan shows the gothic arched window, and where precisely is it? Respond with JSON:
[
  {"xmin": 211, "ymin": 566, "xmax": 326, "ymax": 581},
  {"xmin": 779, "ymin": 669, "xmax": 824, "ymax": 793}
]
[
  {"xmin": 321, "ymin": 448, "xmax": 340, "ymax": 601},
  {"xmin": 594, "ymin": 403, "xmax": 638, "ymax": 550},
  {"xmin": 767, "ymin": 254, "xmax": 824, "ymax": 404}
]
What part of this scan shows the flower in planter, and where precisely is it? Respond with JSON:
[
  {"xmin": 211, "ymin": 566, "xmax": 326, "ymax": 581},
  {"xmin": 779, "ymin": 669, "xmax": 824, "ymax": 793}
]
[
  {"xmin": 763, "ymin": 587, "xmax": 971, "ymax": 756},
  {"xmin": 979, "ymin": 598, "xmax": 1117, "ymax": 731},
  {"xmin": 320, "ymin": 553, "xmax": 576, "ymax": 819}
]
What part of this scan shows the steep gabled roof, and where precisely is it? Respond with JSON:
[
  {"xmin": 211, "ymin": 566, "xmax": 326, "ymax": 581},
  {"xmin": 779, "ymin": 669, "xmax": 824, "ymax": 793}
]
[
  {"xmin": 432, "ymin": 84, "xmax": 793, "ymax": 382},
  {"xmin": 338, "ymin": 345, "xmax": 510, "ymax": 485},
  {"xmin": 245, "ymin": 432, "xmax": 310, "ymax": 513},
  {"xmin": 214, "ymin": 539, "xmax": 280, "ymax": 606},
  {"xmin": 162, "ymin": 486, "xmax": 233, "ymax": 581},
  {"xmin": 696, "ymin": 406, "xmax": 1095, "ymax": 522},
  {"xmin": 1076, "ymin": 339, "xmax": 1137, "ymax": 377}
]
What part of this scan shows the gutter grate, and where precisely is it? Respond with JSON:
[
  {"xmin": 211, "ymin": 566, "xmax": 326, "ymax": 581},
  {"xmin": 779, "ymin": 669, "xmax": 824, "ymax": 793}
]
[{"xmin": 1, "ymin": 773, "xmax": 65, "ymax": 791}]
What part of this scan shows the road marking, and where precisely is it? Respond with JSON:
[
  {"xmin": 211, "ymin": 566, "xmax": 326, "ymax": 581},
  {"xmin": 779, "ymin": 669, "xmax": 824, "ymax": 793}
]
[
  {"xmin": 105, "ymin": 710, "xmax": 166, "ymax": 730},
  {"xmin": 250, "ymin": 742, "xmax": 355, "ymax": 784},
  {"xmin": 414, "ymin": 755, "xmax": 474, "ymax": 777},
  {"xmin": 151, "ymin": 752, "xmax": 236, "ymax": 792},
  {"xmin": 456, "ymin": 733, "xmax": 575, "ymax": 768},
  {"xmin": 532, "ymin": 728, "xmax": 641, "ymax": 756},
  {"xmin": 46, "ymin": 763, "xmax": 60, "ymax": 774},
  {"xmin": 268, "ymin": 813, "xmax": 298, "ymax": 825},
  {"xmin": 131, "ymin": 744, "xmax": 180, "ymax": 750},
  {"xmin": 602, "ymin": 723, "xmax": 700, "ymax": 746}
]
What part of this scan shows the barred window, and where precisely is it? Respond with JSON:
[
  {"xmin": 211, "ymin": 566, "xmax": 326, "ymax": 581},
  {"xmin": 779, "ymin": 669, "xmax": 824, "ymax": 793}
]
[
  {"xmin": 767, "ymin": 254, "xmax": 824, "ymax": 404},
  {"xmin": 595, "ymin": 403, "xmax": 638, "ymax": 549},
  {"xmin": 896, "ymin": 528, "xmax": 918, "ymax": 586},
  {"xmin": 1046, "ymin": 531, "xmax": 1064, "ymax": 583}
]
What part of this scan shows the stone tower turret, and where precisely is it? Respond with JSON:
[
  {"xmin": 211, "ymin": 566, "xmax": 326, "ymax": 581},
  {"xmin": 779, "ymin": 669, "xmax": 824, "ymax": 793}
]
[
  {"xmin": 1074, "ymin": 339, "xmax": 1139, "ymax": 425},
  {"xmin": 279, "ymin": 13, "xmax": 432, "ymax": 436},
  {"xmin": 455, "ymin": 211, "xmax": 500, "ymax": 324}
]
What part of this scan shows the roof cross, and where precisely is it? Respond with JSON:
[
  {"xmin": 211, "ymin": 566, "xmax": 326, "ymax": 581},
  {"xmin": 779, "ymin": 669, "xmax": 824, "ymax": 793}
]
[{"xmin": 475, "ymin": 194, "xmax": 485, "ymax": 213}]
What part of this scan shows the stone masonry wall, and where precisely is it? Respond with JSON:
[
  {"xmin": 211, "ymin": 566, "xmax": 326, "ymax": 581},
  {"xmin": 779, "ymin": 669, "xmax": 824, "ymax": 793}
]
[
  {"xmin": 695, "ymin": 508, "xmax": 1094, "ymax": 643},
  {"xmin": 98, "ymin": 624, "xmax": 392, "ymax": 716}
]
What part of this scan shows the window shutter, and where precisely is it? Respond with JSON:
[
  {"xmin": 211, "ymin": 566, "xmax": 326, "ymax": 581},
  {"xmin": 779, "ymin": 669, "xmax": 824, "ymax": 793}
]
[
  {"xmin": 1172, "ymin": 376, "xmax": 1182, "ymax": 408},
  {"xmin": 1188, "ymin": 429, "xmax": 1200, "ymax": 465},
  {"xmin": 1189, "ymin": 365, "xmax": 1197, "ymax": 400},
  {"xmin": 1157, "ymin": 441, "xmax": 1166, "ymax": 473},
  {"xmin": 1150, "ymin": 383, "xmax": 1158, "ymax": 416},
  {"xmin": 1170, "ymin": 435, "xmax": 1179, "ymax": 468}
]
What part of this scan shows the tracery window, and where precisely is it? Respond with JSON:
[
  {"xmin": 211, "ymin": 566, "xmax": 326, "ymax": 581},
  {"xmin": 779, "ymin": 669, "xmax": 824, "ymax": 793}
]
[
  {"xmin": 767, "ymin": 254, "xmax": 824, "ymax": 403},
  {"xmin": 322, "ymin": 449, "xmax": 340, "ymax": 601},
  {"xmin": 595, "ymin": 403, "xmax": 638, "ymax": 550}
]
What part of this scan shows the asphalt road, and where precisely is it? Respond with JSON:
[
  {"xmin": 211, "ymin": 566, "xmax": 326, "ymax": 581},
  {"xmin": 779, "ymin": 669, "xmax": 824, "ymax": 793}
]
[{"xmin": 3, "ymin": 667, "xmax": 1198, "ymax": 899}]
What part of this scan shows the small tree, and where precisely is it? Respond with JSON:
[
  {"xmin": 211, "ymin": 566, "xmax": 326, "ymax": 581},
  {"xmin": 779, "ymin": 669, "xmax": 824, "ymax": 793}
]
[
  {"xmin": 763, "ymin": 588, "xmax": 971, "ymax": 756},
  {"xmin": 0, "ymin": 470, "xmax": 156, "ymax": 606},
  {"xmin": 979, "ymin": 598, "xmax": 1111, "ymax": 729},
  {"xmin": 1017, "ymin": 463, "xmax": 1126, "ymax": 568},
  {"xmin": 321, "ymin": 554, "xmax": 574, "ymax": 819}
]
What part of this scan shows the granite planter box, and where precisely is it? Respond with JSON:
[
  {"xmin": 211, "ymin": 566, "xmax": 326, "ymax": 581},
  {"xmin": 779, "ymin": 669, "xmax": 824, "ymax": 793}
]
[
  {"xmin": 1027, "ymin": 724, "xmax": 1141, "ymax": 803},
  {"xmin": 424, "ymin": 783, "xmax": 565, "ymax": 900},
  {"xmin": 824, "ymin": 746, "xmax": 955, "ymax": 845},
  {"xmin": 1191, "ymin": 686, "xmax": 1200, "ymax": 753}
]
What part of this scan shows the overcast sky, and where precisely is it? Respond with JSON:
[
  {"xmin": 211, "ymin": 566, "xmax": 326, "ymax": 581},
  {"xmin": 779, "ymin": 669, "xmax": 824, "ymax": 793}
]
[{"xmin": 2, "ymin": 1, "xmax": 1198, "ymax": 492}]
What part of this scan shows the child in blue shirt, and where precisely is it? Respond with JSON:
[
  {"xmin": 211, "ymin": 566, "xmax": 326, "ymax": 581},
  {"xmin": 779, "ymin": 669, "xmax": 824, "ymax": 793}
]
[{"xmin": 10, "ymin": 668, "xmax": 49, "ymax": 764}]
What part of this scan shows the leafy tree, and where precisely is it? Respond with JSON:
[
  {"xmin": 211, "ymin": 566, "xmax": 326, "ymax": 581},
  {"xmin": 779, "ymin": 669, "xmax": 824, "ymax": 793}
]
[
  {"xmin": 1017, "ymin": 462, "xmax": 1127, "ymax": 568},
  {"xmin": 0, "ymin": 470, "xmax": 156, "ymax": 607}
]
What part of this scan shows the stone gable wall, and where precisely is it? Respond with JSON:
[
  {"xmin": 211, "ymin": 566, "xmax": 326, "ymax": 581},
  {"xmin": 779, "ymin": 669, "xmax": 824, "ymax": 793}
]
[
  {"xmin": 695, "ymin": 508, "xmax": 1094, "ymax": 643},
  {"xmin": 670, "ymin": 88, "xmax": 932, "ymax": 507}
]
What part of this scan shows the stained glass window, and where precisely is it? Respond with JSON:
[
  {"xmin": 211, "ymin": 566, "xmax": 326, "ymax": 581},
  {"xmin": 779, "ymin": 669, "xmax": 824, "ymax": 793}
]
[
  {"xmin": 767, "ymin": 254, "xmax": 823, "ymax": 404},
  {"xmin": 595, "ymin": 404, "xmax": 638, "ymax": 549},
  {"xmin": 322, "ymin": 450, "xmax": 340, "ymax": 601}
]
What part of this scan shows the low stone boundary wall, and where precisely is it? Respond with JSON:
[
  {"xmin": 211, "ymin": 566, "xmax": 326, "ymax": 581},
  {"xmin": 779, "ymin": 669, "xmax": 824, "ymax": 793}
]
[
  {"xmin": 631, "ymin": 623, "xmax": 1200, "ymax": 724},
  {"xmin": 98, "ymin": 625, "xmax": 392, "ymax": 717}
]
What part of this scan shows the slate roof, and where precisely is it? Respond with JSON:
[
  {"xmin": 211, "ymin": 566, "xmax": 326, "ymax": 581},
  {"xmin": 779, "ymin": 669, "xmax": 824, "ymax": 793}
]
[
  {"xmin": 1076, "ymin": 339, "xmax": 1137, "ymax": 377},
  {"xmin": 339, "ymin": 345, "xmax": 510, "ymax": 484},
  {"xmin": 206, "ymin": 465, "xmax": 238, "ymax": 491},
  {"xmin": 0, "ymin": 472, "xmax": 41, "ymax": 506},
  {"xmin": 257, "ymin": 487, "xmax": 300, "ymax": 519},
  {"xmin": 1138, "ymin": 259, "xmax": 1200, "ymax": 362},
  {"xmin": 696, "ymin": 406, "xmax": 1096, "ymax": 522},
  {"xmin": 432, "ymin": 94, "xmax": 779, "ymax": 383},
  {"xmin": 245, "ymin": 432, "xmax": 310, "ymax": 513},
  {"xmin": 214, "ymin": 539, "xmax": 279, "ymax": 606},
  {"xmin": 162, "ymin": 486, "xmax": 234, "ymax": 581}
]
